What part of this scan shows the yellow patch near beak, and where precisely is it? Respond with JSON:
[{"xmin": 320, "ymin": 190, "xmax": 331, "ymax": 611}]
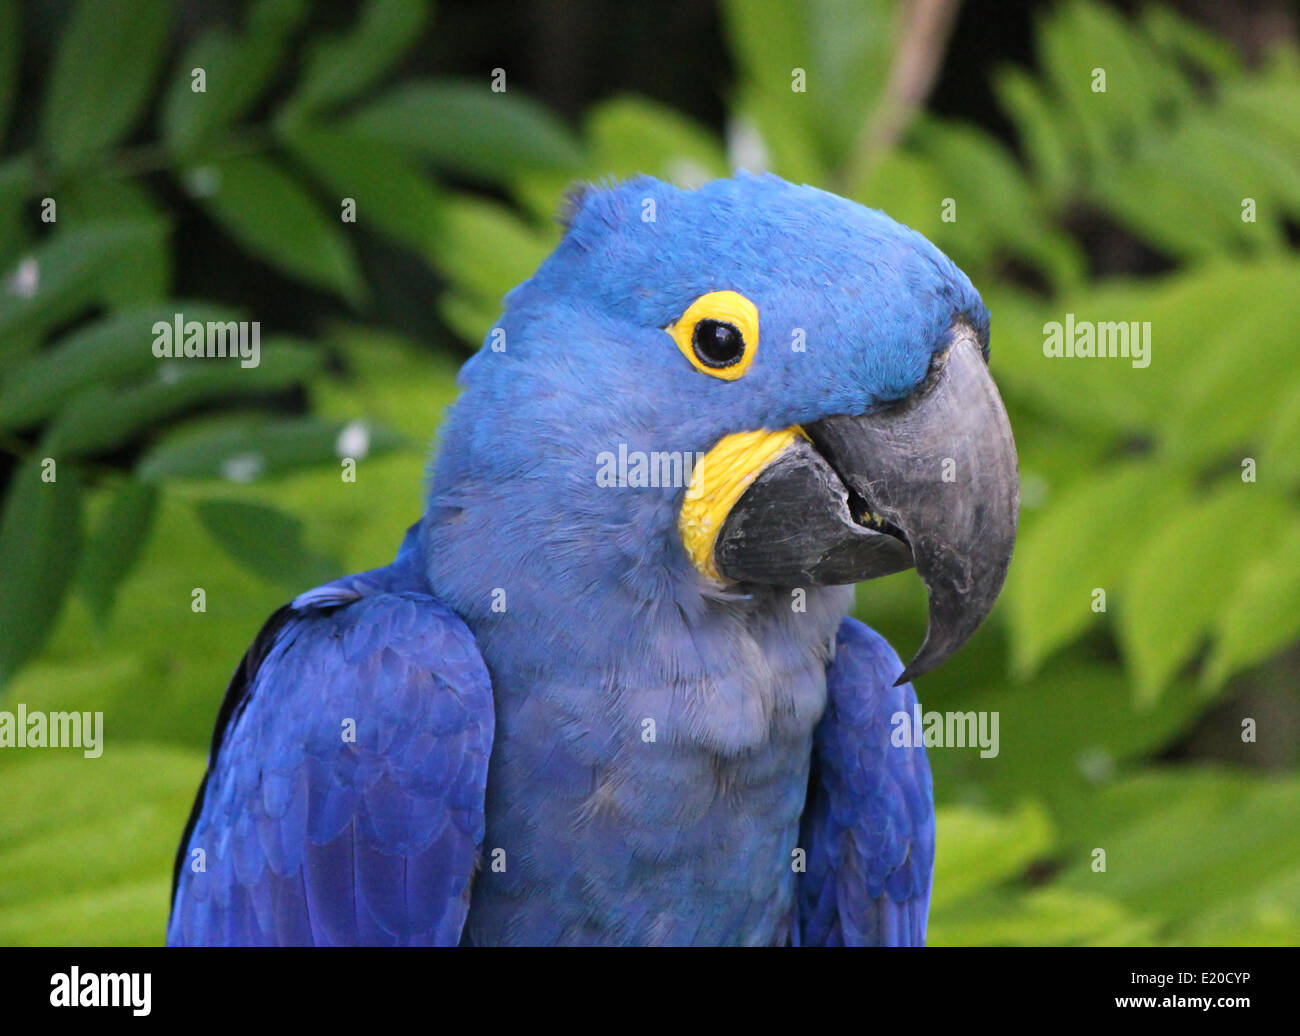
[{"xmin": 679, "ymin": 426, "xmax": 807, "ymax": 582}]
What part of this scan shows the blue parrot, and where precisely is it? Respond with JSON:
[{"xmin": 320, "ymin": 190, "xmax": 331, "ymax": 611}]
[{"xmin": 167, "ymin": 172, "xmax": 1018, "ymax": 946}]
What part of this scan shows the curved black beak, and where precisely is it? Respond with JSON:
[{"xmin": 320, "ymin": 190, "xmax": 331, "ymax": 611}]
[{"xmin": 713, "ymin": 325, "xmax": 1019, "ymax": 683}]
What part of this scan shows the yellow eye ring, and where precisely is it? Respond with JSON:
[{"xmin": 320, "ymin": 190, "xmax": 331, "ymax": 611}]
[{"xmin": 667, "ymin": 290, "xmax": 759, "ymax": 381}]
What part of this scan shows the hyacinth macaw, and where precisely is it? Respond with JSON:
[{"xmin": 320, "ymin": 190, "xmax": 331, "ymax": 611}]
[{"xmin": 167, "ymin": 172, "xmax": 1018, "ymax": 946}]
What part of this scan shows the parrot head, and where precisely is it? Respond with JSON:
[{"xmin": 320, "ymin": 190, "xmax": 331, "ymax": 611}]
[{"xmin": 429, "ymin": 172, "xmax": 1018, "ymax": 682}]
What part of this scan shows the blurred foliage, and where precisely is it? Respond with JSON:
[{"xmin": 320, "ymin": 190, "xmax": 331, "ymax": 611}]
[{"xmin": 0, "ymin": 0, "xmax": 1298, "ymax": 945}]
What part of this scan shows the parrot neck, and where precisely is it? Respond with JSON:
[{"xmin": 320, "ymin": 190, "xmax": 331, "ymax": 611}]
[
  {"xmin": 418, "ymin": 493, "xmax": 854, "ymax": 943},
  {"xmin": 418, "ymin": 491, "xmax": 853, "ymax": 753}
]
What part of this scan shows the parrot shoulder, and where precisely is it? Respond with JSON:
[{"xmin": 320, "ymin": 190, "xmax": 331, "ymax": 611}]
[
  {"xmin": 796, "ymin": 617, "xmax": 936, "ymax": 946},
  {"xmin": 167, "ymin": 557, "xmax": 495, "ymax": 946}
]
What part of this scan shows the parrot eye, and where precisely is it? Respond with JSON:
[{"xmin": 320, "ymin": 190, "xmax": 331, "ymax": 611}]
[
  {"xmin": 667, "ymin": 290, "xmax": 760, "ymax": 381},
  {"xmin": 692, "ymin": 320, "xmax": 745, "ymax": 368}
]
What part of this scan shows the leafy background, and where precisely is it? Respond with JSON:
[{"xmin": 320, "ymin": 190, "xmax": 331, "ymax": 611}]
[{"xmin": 1, "ymin": 0, "xmax": 1298, "ymax": 945}]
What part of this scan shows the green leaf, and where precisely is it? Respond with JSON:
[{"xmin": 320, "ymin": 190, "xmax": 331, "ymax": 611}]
[
  {"xmin": 17, "ymin": 450, "xmax": 420, "ymax": 752},
  {"xmin": 0, "ymin": 745, "xmax": 205, "ymax": 945},
  {"xmin": 162, "ymin": 34, "xmax": 276, "ymax": 156},
  {"xmin": 194, "ymin": 498, "xmax": 339, "ymax": 589},
  {"xmin": 515, "ymin": 95, "xmax": 730, "ymax": 224},
  {"xmin": 850, "ymin": 149, "xmax": 946, "ymax": 242},
  {"xmin": 1204, "ymin": 525, "xmax": 1300, "ymax": 687},
  {"xmin": 930, "ymin": 801, "xmax": 1055, "ymax": 912},
  {"xmin": 926, "ymin": 656, "xmax": 1205, "ymax": 815},
  {"xmin": 17, "ymin": 491, "xmax": 294, "ymax": 751},
  {"xmin": 1091, "ymin": 113, "xmax": 1294, "ymax": 260},
  {"xmin": 0, "ymin": 0, "xmax": 19, "ymax": 145},
  {"xmin": 246, "ymin": 0, "xmax": 309, "ymax": 36},
  {"xmin": 1261, "ymin": 380, "xmax": 1300, "ymax": 491},
  {"xmin": 196, "ymin": 155, "xmax": 365, "ymax": 305},
  {"xmin": 44, "ymin": 338, "xmax": 324, "ymax": 457},
  {"xmin": 912, "ymin": 117, "xmax": 1082, "ymax": 290},
  {"xmin": 588, "ymin": 96, "xmax": 728, "ymax": 184},
  {"xmin": 56, "ymin": 177, "xmax": 164, "ymax": 225},
  {"xmin": 1118, "ymin": 488, "xmax": 1292, "ymax": 703},
  {"xmin": 0, "ymin": 154, "xmax": 34, "ymax": 259},
  {"xmin": 1054, "ymin": 770, "xmax": 1300, "ymax": 936},
  {"xmin": 1159, "ymin": 290, "xmax": 1300, "ymax": 468},
  {"xmin": 1221, "ymin": 62, "xmax": 1300, "ymax": 163},
  {"xmin": 722, "ymin": 0, "xmax": 900, "ymax": 170},
  {"xmin": 1140, "ymin": 5, "xmax": 1241, "ymax": 83},
  {"xmin": 159, "ymin": 0, "xmax": 306, "ymax": 156},
  {"xmin": 43, "ymin": 185, "xmax": 171, "ymax": 307},
  {"xmin": 0, "ymin": 221, "xmax": 170, "ymax": 355},
  {"xmin": 0, "ymin": 459, "xmax": 82, "ymax": 686},
  {"xmin": 1177, "ymin": 115, "xmax": 1300, "ymax": 228},
  {"xmin": 1173, "ymin": 866, "xmax": 1300, "ymax": 947},
  {"xmin": 136, "ymin": 415, "xmax": 400, "ymax": 483},
  {"xmin": 732, "ymin": 101, "xmax": 825, "ymax": 187},
  {"xmin": 78, "ymin": 481, "xmax": 159, "ymax": 622},
  {"xmin": 40, "ymin": 0, "xmax": 171, "ymax": 167},
  {"xmin": 286, "ymin": 0, "xmax": 429, "ymax": 115},
  {"xmin": 931, "ymin": 888, "xmax": 1153, "ymax": 947},
  {"xmin": 283, "ymin": 126, "xmax": 444, "ymax": 252},
  {"xmin": 1005, "ymin": 462, "xmax": 1190, "ymax": 678},
  {"xmin": 313, "ymin": 324, "xmax": 462, "ymax": 442},
  {"xmin": 994, "ymin": 64, "xmax": 1073, "ymax": 200},
  {"xmin": 341, "ymin": 79, "xmax": 584, "ymax": 181},
  {"xmin": 1034, "ymin": 0, "xmax": 1139, "ymax": 175},
  {"xmin": 429, "ymin": 196, "xmax": 553, "ymax": 343},
  {"xmin": 0, "ymin": 302, "xmax": 241, "ymax": 429}
]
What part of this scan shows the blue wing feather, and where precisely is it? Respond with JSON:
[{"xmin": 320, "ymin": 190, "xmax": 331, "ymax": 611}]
[
  {"xmin": 797, "ymin": 617, "xmax": 935, "ymax": 946},
  {"xmin": 168, "ymin": 551, "xmax": 494, "ymax": 947}
]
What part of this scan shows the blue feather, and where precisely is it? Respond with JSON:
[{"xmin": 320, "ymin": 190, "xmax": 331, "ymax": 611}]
[{"xmin": 797, "ymin": 619, "xmax": 935, "ymax": 946}]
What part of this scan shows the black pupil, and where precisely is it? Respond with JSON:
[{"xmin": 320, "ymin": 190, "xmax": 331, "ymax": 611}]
[{"xmin": 692, "ymin": 319, "xmax": 745, "ymax": 368}]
